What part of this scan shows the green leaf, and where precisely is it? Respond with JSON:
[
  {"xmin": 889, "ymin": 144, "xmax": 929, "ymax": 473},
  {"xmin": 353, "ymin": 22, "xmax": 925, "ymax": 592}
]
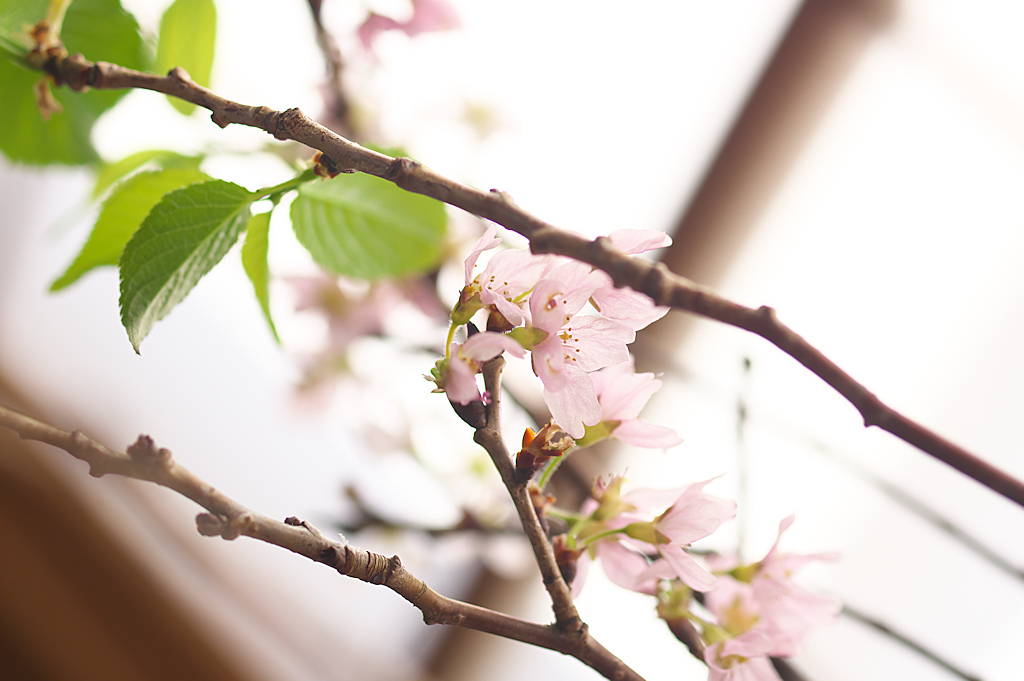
[
  {"xmin": 0, "ymin": 24, "xmax": 30, "ymax": 61},
  {"xmin": 241, "ymin": 211, "xmax": 279, "ymax": 342},
  {"xmin": 154, "ymin": 0, "xmax": 215, "ymax": 116},
  {"xmin": 119, "ymin": 179, "xmax": 255, "ymax": 352},
  {"xmin": 290, "ymin": 173, "xmax": 447, "ymax": 280},
  {"xmin": 51, "ymin": 168, "xmax": 210, "ymax": 291},
  {"xmin": 0, "ymin": 0, "xmax": 148, "ymax": 165},
  {"xmin": 92, "ymin": 149, "xmax": 203, "ymax": 198}
]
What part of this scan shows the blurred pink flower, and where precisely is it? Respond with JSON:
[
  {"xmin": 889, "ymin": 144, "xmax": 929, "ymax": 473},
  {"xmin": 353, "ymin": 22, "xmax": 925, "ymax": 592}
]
[
  {"xmin": 627, "ymin": 480, "xmax": 737, "ymax": 591},
  {"xmin": 358, "ymin": 0, "xmax": 461, "ymax": 51},
  {"xmin": 288, "ymin": 274, "xmax": 395, "ymax": 351},
  {"xmin": 704, "ymin": 516, "xmax": 840, "ymax": 658},
  {"xmin": 753, "ymin": 517, "xmax": 841, "ymax": 655},
  {"xmin": 704, "ymin": 633, "xmax": 782, "ymax": 681},
  {"xmin": 580, "ymin": 478, "xmax": 735, "ymax": 593}
]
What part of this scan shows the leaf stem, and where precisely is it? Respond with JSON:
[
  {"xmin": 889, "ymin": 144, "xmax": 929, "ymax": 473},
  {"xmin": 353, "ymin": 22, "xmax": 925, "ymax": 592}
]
[
  {"xmin": 253, "ymin": 167, "xmax": 316, "ymax": 200},
  {"xmin": 445, "ymin": 323, "xmax": 457, "ymax": 358},
  {"xmin": 536, "ymin": 453, "xmax": 567, "ymax": 491},
  {"xmin": 579, "ymin": 526, "xmax": 628, "ymax": 545},
  {"xmin": 45, "ymin": 0, "xmax": 73, "ymax": 34}
]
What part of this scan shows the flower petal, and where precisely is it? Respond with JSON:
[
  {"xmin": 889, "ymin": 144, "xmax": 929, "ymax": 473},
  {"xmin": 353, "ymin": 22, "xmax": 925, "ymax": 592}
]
[
  {"xmin": 594, "ymin": 369, "xmax": 661, "ymax": 420},
  {"xmin": 542, "ymin": 367, "xmax": 601, "ymax": 438},
  {"xmin": 596, "ymin": 541, "xmax": 659, "ymax": 594},
  {"xmin": 464, "ymin": 224, "xmax": 500, "ymax": 285},
  {"xmin": 607, "ymin": 229, "xmax": 672, "ymax": 254},
  {"xmin": 610, "ymin": 420, "xmax": 682, "ymax": 449},
  {"xmin": 652, "ymin": 544, "xmax": 718, "ymax": 591},
  {"xmin": 565, "ymin": 316, "xmax": 634, "ymax": 371},
  {"xmin": 590, "ymin": 279, "xmax": 669, "ymax": 331},
  {"xmin": 460, "ymin": 331, "xmax": 526, "ymax": 361}
]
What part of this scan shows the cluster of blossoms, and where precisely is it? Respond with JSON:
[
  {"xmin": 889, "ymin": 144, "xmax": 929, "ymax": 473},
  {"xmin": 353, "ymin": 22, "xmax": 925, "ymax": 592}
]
[
  {"xmin": 429, "ymin": 225, "xmax": 838, "ymax": 680},
  {"xmin": 562, "ymin": 476, "xmax": 737, "ymax": 594},
  {"xmin": 699, "ymin": 517, "xmax": 841, "ymax": 680},
  {"xmin": 558, "ymin": 478, "xmax": 839, "ymax": 681},
  {"xmin": 429, "ymin": 224, "xmax": 681, "ymax": 448}
]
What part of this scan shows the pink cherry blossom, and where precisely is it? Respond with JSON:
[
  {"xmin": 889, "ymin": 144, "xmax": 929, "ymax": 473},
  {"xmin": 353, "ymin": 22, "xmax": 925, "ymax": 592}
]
[
  {"xmin": 592, "ymin": 539, "xmax": 662, "ymax": 594},
  {"xmin": 478, "ymin": 248, "xmax": 550, "ymax": 326},
  {"xmin": 704, "ymin": 517, "xmax": 840, "ymax": 657},
  {"xmin": 358, "ymin": 0, "xmax": 461, "ymax": 51},
  {"xmin": 584, "ymin": 478, "xmax": 735, "ymax": 593},
  {"xmin": 542, "ymin": 366, "xmax": 602, "ymax": 438},
  {"xmin": 448, "ymin": 227, "xmax": 683, "ymax": 438},
  {"xmin": 752, "ymin": 517, "xmax": 841, "ymax": 656},
  {"xmin": 459, "ymin": 225, "xmax": 550, "ymax": 327},
  {"xmin": 463, "ymin": 224, "xmax": 501, "ymax": 285},
  {"xmin": 590, "ymin": 360, "xmax": 682, "ymax": 449},
  {"xmin": 589, "ymin": 229, "xmax": 672, "ymax": 330},
  {"xmin": 526, "ymin": 261, "xmax": 639, "ymax": 435},
  {"xmin": 607, "ymin": 228, "xmax": 672, "ymax": 254},
  {"xmin": 523, "ymin": 262, "xmax": 607, "ymax": 435},
  {"xmin": 705, "ymin": 632, "xmax": 782, "ymax": 681},
  {"xmin": 442, "ymin": 332, "xmax": 526, "ymax": 404},
  {"xmin": 628, "ymin": 480, "xmax": 737, "ymax": 591}
]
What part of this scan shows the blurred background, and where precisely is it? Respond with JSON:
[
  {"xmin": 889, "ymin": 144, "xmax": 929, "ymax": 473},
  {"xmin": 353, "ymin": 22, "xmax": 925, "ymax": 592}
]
[{"xmin": 2, "ymin": 0, "xmax": 1023, "ymax": 680}]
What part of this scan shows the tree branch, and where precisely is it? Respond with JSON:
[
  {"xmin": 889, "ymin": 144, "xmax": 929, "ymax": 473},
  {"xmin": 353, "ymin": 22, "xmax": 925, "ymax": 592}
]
[
  {"xmin": 473, "ymin": 358, "xmax": 583, "ymax": 634},
  {"xmin": 38, "ymin": 52, "xmax": 1024, "ymax": 507},
  {"xmin": 0, "ymin": 403, "xmax": 643, "ymax": 681},
  {"xmin": 842, "ymin": 605, "xmax": 983, "ymax": 681}
]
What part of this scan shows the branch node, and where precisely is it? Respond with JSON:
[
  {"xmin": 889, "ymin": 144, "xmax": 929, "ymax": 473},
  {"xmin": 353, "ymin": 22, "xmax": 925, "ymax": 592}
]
[
  {"xmin": 167, "ymin": 66, "xmax": 192, "ymax": 82},
  {"xmin": 127, "ymin": 435, "xmax": 172, "ymax": 467},
  {"xmin": 265, "ymin": 107, "xmax": 296, "ymax": 139},
  {"xmin": 224, "ymin": 511, "xmax": 253, "ymax": 540},
  {"xmin": 527, "ymin": 228, "xmax": 556, "ymax": 255},
  {"xmin": 757, "ymin": 305, "xmax": 778, "ymax": 325},
  {"xmin": 69, "ymin": 429, "xmax": 107, "ymax": 477},
  {"xmin": 196, "ymin": 512, "xmax": 227, "ymax": 537},
  {"xmin": 69, "ymin": 428, "xmax": 90, "ymax": 452},
  {"xmin": 320, "ymin": 544, "xmax": 342, "ymax": 567},
  {"xmin": 386, "ymin": 554, "xmax": 402, "ymax": 583},
  {"xmin": 195, "ymin": 510, "xmax": 251, "ymax": 540},
  {"xmin": 489, "ymin": 188, "xmax": 515, "ymax": 204},
  {"xmin": 60, "ymin": 53, "xmax": 91, "ymax": 91},
  {"xmin": 363, "ymin": 552, "xmax": 401, "ymax": 585},
  {"xmin": 652, "ymin": 262, "xmax": 675, "ymax": 306},
  {"xmin": 384, "ymin": 157, "xmax": 420, "ymax": 187}
]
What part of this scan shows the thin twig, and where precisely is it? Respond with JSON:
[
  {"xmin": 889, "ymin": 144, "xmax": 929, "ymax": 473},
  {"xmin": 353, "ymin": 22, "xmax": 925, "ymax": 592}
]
[
  {"xmin": 37, "ymin": 52, "xmax": 1024, "ymax": 509},
  {"xmin": 736, "ymin": 356, "xmax": 751, "ymax": 561},
  {"xmin": 842, "ymin": 605, "xmax": 983, "ymax": 681},
  {"xmin": 475, "ymin": 358, "xmax": 583, "ymax": 634},
  {"xmin": 771, "ymin": 658, "xmax": 810, "ymax": 681},
  {"xmin": 338, "ymin": 485, "xmax": 523, "ymax": 537},
  {"xmin": 809, "ymin": 441, "xmax": 1024, "ymax": 583},
  {"xmin": 304, "ymin": 0, "xmax": 354, "ymax": 138},
  {"xmin": 0, "ymin": 403, "xmax": 644, "ymax": 681}
]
